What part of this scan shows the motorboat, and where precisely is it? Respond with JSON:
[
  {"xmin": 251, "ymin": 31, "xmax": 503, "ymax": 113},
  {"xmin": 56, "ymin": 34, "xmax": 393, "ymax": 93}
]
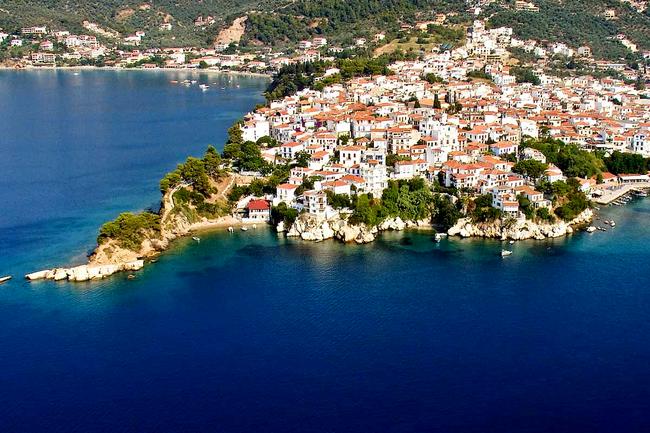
[
  {"xmin": 192, "ymin": 236, "xmax": 201, "ymax": 242},
  {"xmin": 501, "ymin": 250, "xmax": 513, "ymax": 257}
]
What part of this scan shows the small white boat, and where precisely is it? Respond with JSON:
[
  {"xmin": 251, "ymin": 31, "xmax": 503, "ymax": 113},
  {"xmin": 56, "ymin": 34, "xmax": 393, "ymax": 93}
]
[
  {"xmin": 501, "ymin": 250, "xmax": 513, "ymax": 257},
  {"xmin": 192, "ymin": 236, "xmax": 201, "ymax": 242},
  {"xmin": 586, "ymin": 226, "xmax": 597, "ymax": 233},
  {"xmin": 509, "ymin": 240, "xmax": 515, "ymax": 245},
  {"xmin": 241, "ymin": 227, "xmax": 248, "ymax": 232},
  {"xmin": 199, "ymin": 84, "xmax": 209, "ymax": 91},
  {"xmin": 636, "ymin": 191, "xmax": 648, "ymax": 197},
  {"xmin": 228, "ymin": 226, "xmax": 234, "ymax": 233},
  {"xmin": 610, "ymin": 221, "xmax": 616, "ymax": 227},
  {"xmin": 170, "ymin": 80, "xmax": 178, "ymax": 84},
  {"xmin": 191, "ymin": 80, "xmax": 197, "ymax": 84},
  {"xmin": 434, "ymin": 233, "xmax": 443, "ymax": 243},
  {"xmin": 0, "ymin": 276, "xmax": 11, "ymax": 284}
]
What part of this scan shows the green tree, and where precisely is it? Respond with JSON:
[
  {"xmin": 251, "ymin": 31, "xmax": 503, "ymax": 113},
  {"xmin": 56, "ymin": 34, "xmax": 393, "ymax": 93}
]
[
  {"xmin": 512, "ymin": 159, "xmax": 548, "ymax": 181},
  {"xmin": 202, "ymin": 145, "xmax": 222, "ymax": 178},
  {"xmin": 433, "ymin": 93, "xmax": 441, "ymax": 109}
]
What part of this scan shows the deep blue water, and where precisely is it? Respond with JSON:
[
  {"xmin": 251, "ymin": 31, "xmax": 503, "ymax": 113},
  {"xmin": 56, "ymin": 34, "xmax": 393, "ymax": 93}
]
[{"xmin": 2, "ymin": 71, "xmax": 650, "ymax": 433}]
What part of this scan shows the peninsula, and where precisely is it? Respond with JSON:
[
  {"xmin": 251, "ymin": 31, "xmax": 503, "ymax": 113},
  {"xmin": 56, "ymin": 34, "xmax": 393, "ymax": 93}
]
[{"xmin": 23, "ymin": 14, "xmax": 650, "ymax": 282}]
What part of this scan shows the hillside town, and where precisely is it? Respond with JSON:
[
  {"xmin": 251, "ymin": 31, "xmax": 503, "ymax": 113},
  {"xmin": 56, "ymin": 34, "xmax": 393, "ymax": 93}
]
[
  {"xmin": 228, "ymin": 22, "xmax": 650, "ymax": 225},
  {"xmin": 4, "ymin": 17, "xmax": 650, "ymax": 230}
]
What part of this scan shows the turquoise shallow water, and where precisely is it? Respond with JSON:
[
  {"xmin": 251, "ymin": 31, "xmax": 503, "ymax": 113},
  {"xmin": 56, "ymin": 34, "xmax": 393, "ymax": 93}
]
[{"xmin": 1, "ymin": 71, "xmax": 650, "ymax": 432}]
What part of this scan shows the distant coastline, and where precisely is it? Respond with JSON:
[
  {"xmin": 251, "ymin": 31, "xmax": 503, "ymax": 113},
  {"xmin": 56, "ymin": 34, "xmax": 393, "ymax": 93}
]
[{"xmin": 0, "ymin": 64, "xmax": 272, "ymax": 79}]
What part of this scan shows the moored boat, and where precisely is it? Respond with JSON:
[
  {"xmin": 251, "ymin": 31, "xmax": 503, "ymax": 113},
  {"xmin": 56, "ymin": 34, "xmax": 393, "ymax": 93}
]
[
  {"xmin": 501, "ymin": 250, "xmax": 513, "ymax": 257},
  {"xmin": 0, "ymin": 276, "xmax": 11, "ymax": 284}
]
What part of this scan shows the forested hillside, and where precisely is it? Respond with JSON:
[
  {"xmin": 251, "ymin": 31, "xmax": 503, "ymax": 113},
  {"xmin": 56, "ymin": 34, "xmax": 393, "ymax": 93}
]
[
  {"xmin": 241, "ymin": 0, "xmax": 469, "ymax": 47},
  {"xmin": 1, "ymin": 0, "xmax": 649, "ymax": 59},
  {"xmin": 486, "ymin": 0, "xmax": 650, "ymax": 59},
  {"xmin": 0, "ymin": 0, "xmax": 277, "ymax": 46}
]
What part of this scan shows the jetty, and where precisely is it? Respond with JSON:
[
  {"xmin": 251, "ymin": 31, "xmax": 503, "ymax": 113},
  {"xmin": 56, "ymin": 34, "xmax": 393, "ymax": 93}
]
[{"xmin": 593, "ymin": 183, "xmax": 650, "ymax": 205}]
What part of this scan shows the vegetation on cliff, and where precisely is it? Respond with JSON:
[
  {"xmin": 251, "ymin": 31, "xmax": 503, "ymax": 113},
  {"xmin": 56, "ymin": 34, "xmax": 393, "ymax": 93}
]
[{"xmin": 97, "ymin": 211, "xmax": 161, "ymax": 251}]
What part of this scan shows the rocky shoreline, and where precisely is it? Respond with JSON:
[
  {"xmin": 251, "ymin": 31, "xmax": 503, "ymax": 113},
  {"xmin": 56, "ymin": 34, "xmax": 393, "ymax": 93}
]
[
  {"xmin": 24, "ymin": 184, "xmax": 238, "ymax": 282},
  {"xmin": 282, "ymin": 213, "xmax": 431, "ymax": 244},
  {"xmin": 283, "ymin": 209, "xmax": 594, "ymax": 244},
  {"xmin": 448, "ymin": 209, "xmax": 593, "ymax": 240},
  {"xmin": 25, "ymin": 197, "xmax": 594, "ymax": 282},
  {"xmin": 25, "ymin": 260, "xmax": 145, "ymax": 282}
]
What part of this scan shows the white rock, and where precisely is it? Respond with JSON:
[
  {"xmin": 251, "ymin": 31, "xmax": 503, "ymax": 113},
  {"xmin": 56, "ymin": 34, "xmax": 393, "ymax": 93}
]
[
  {"xmin": 25, "ymin": 270, "xmax": 51, "ymax": 281},
  {"xmin": 53, "ymin": 269, "xmax": 68, "ymax": 281}
]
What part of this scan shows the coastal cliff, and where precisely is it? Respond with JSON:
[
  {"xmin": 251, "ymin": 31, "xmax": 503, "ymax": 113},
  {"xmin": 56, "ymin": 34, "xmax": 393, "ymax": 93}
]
[
  {"xmin": 283, "ymin": 213, "xmax": 431, "ymax": 244},
  {"xmin": 448, "ymin": 209, "xmax": 593, "ymax": 240},
  {"xmin": 284, "ymin": 208, "xmax": 593, "ymax": 244}
]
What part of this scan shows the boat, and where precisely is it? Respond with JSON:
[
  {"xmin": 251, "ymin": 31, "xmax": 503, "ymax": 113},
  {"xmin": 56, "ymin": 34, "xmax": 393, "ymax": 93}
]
[
  {"xmin": 434, "ymin": 233, "xmax": 443, "ymax": 243},
  {"xmin": 170, "ymin": 80, "xmax": 178, "ymax": 84},
  {"xmin": 191, "ymin": 80, "xmax": 197, "ymax": 84},
  {"xmin": 228, "ymin": 226, "xmax": 234, "ymax": 233},
  {"xmin": 199, "ymin": 84, "xmax": 209, "ymax": 91},
  {"xmin": 0, "ymin": 276, "xmax": 11, "ymax": 284},
  {"xmin": 501, "ymin": 250, "xmax": 513, "ymax": 257},
  {"xmin": 509, "ymin": 240, "xmax": 515, "ymax": 245},
  {"xmin": 127, "ymin": 274, "xmax": 136, "ymax": 280},
  {"xmin": 636, "ymin": 191, "xmax": 648, "ymax": 197},
  {"xmin": 192, "ymin": 236, "xmax": 201, "ymax": 242},
  {"xmin": 586, "ymin": 226, "xmax": 597, "ymax": 233},
  {"xmin": 610, "ymin": 221, "xmax": 616, "ymax": 227},
  {"xmin": 241, "ymin": 227, "xmax": 248, "ymax": 232}
]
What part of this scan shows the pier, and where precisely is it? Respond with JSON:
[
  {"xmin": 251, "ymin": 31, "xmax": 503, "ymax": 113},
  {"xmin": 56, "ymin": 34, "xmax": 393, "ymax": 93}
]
[{"xmin": 593, "ymin": 183, "xmax": 650, "ymax": 205}]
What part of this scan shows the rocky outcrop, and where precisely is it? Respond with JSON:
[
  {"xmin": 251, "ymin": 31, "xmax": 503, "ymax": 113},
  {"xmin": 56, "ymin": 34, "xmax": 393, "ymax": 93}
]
[
  {"xmin": 447, "ymin": 209, "xmax": 593, "ymax": 240},
  {"xmin": 26, "ymin": 260, "xmax": 144, "ymax": 282},
  {"xmin": 26, "ymin": 183, "xmax": 223, "ymax": 283},
  {"xmin": 286, "ymin": 213, "xmax": 409, "ymax": 244}
]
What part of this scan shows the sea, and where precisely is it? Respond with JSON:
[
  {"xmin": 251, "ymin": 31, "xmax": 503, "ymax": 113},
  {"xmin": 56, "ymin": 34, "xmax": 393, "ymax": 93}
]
[{"xmin": 1, "ymin": 69, "xmax": 650, "ymax": 433}]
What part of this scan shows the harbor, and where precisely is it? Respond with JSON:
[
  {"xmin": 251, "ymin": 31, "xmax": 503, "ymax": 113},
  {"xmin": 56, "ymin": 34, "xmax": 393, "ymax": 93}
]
[{"xmin": 593, "ymin": 183, "xmax": 650, "ymax": 205}]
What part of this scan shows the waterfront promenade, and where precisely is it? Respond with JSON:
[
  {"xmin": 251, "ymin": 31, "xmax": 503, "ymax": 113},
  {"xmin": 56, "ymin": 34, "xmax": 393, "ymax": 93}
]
[{"xmin": 593, "ymin": 182, "xmax": 650, "ymax": 204}]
